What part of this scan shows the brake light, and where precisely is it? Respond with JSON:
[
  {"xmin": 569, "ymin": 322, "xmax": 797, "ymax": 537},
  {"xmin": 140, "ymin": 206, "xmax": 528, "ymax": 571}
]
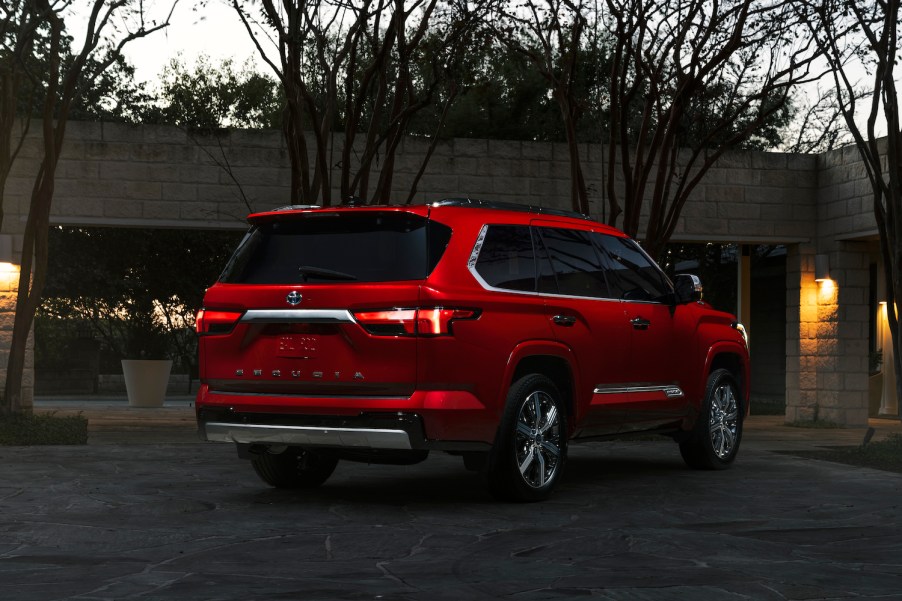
[
  {"xmin": 417, "ymin": 308, "xmax": 478, "ymax": 335},
  {"xmin": 353, "ymin": 309, "xmax": 418, "ymax": 336},
  {"xmin": 196, "ymin": 309, "xmax": 243, "ymax": 335},
  {"xmin": 353, "ymin": 308, "xmax": 478, "ymax": 336}
]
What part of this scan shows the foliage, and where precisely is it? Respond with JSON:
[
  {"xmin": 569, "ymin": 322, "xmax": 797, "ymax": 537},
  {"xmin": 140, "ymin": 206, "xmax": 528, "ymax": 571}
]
[
  {"xmin": 660, "ymin": 243, "xmax": 739, "ymax": 314},
  {"xmin": 154, "ymin": 55, "xmax": 282, "ymax": 130},
  {"xmin": 0, "ymin": 412, "xmax": 88, "ymax": 445},
  {"xmin": 38, "ymin": 226, "xmax": 242, "ymax": 374},
  {"xmin": 428, "ymin": 43, "xmax": 560, "ymax": 141}
]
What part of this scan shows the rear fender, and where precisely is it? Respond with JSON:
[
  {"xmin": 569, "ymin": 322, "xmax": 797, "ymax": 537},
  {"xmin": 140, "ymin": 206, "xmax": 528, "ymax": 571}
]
[{"xmin": 500, "ymin": 340, "xmax": 581, "ymax": 429}]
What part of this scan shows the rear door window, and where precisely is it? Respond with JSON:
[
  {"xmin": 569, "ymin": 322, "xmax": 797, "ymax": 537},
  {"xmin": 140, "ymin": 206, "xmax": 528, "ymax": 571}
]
[
  {"xmin": 536, "ymin": 227, "xmax": 612, "ymax": 298},
  {"xmin": 220, "ymin": 212, "xmax": 450, "ymax": 284}
]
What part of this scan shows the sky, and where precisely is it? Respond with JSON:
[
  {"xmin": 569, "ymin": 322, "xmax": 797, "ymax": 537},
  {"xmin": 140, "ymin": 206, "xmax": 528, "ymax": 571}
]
[{"xmin": 107, "ymin": 1, "xmax": 266, "ymax": 86}]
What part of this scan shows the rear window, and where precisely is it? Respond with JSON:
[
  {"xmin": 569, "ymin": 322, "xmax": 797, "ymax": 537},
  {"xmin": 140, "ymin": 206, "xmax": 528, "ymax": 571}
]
[{"xmin": 219, "ymin": 212, "xmax": 451, "ymax": 284}]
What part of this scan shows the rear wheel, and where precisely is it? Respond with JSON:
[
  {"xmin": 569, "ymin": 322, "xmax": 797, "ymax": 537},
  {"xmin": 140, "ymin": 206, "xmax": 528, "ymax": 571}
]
[
  {"xmin": 680, "ymin": 369, "xmax": 742, "ymax": 469},
  {"xmin": 251, "ymin": 446, "xmax": 339, "ymax": 489},
  {"xmin": 487, "ymin": 374, "xmax": 567, "ymax": 502}
]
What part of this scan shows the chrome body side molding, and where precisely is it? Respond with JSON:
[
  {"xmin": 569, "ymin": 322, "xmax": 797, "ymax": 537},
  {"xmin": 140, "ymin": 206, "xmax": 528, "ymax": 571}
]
[{"xmin": 593, "ymin": 384, "xmax": 685, "ymax": 398}]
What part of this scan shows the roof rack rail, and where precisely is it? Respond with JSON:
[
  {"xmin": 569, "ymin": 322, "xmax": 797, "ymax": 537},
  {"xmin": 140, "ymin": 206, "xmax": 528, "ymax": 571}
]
[
  {"xmin": 431, "ymin": 197, "xmax": 590, "ymax": 220},
  {"xmin": 270, "ymin": 204, "xmax": 321, "ymax": 212}
]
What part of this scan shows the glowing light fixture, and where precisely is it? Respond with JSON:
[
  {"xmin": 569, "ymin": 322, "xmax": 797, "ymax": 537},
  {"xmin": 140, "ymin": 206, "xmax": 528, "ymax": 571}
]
[{"xmin": 814, "ymin": 254, "xmax": 831, "ymax": 282}]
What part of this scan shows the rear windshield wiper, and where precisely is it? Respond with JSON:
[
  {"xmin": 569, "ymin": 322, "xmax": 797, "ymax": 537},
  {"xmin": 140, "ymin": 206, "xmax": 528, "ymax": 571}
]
[{"xmin": 297, "ymin": 266, "xmax": 358, "ymax": 281}]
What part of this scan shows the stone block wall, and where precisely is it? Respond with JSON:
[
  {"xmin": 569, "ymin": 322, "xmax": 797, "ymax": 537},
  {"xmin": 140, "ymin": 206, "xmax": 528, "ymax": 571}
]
[{"xmin": 5, "ymin": 122, "xmax": 821, "ymax": 246}]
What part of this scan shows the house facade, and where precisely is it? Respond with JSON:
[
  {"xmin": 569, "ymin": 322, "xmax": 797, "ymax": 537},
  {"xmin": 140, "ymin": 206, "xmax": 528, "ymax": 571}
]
[{"xmin": 0, "ymin": 122, "xmax": 890, "ymax": 424}]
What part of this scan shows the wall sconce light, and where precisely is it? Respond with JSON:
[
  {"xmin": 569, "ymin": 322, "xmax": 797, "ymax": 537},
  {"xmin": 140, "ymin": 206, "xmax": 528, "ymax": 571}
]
[{"xmin": 814, "ymin": 254, "xmax": 830, "ymax": 282}]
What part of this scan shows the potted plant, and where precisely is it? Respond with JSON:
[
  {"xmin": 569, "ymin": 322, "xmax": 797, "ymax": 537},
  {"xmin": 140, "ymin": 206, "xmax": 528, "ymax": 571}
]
[{"xmin": 120, "ymin": 303, "xmax": 173, "ymax": 408}]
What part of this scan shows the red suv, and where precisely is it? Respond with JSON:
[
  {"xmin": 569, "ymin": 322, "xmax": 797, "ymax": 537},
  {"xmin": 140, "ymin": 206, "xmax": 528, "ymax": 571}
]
[{"xmin": 196, "ymin": 199, "xmax": 749, "ymax": 501}]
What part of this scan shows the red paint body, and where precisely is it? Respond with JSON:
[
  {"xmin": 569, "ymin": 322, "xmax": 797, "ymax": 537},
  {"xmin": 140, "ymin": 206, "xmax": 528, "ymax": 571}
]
[{"xmin": 196, "ymin": 202, "xmax": 750, "ymax": 451}]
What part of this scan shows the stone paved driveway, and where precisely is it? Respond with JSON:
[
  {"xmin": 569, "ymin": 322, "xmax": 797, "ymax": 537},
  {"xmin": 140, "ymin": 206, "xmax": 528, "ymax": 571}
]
[{"xmin": 1, "ymin": 439, "xmax": 900, "ymax": 600}]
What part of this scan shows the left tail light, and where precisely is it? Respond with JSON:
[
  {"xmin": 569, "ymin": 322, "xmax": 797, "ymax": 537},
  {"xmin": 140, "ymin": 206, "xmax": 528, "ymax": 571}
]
[
  {"xmin": 196, "ymin": 309, "xmax": 243, "ymax": 335},
  {"xmin": 353, "ymin": 307, "xmax": 479, "ymax": 337}
]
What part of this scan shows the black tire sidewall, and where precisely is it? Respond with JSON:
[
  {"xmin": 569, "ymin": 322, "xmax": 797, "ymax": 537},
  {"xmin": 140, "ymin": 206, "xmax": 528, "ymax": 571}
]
[
  {"xmin": 683, "ymin": 368, "xmax": 743, "ymax": 469},
  {"xmin": 251, "ymin": 447, "xmax": 338, "ymax": 489},
  {"xmin": 488, "ymin": 374, "xmax": 568, "ymax": 502}
]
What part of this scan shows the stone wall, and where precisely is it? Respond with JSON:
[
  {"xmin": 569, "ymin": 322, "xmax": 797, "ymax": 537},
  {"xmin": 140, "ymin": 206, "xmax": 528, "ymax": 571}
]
[{"xmin": 4, "ymin": 122, "xmax": 820, "ymax": 245}]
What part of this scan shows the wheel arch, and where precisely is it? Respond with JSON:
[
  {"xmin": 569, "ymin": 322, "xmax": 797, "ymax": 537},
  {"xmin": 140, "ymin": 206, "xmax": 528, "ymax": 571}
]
[
  {"xmin": 503, "ymin": 342, "xmax": 578, "ymax": 424},
  {"xmin": 705, "ymin": 344, "xmax": 750, "ymax": 415}
]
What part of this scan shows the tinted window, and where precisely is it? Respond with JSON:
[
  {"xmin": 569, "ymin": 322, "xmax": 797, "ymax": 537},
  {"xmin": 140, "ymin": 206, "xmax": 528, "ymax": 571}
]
[
  {"xmin": 593, "ymin": 234, "xmax": 671, "ymax": 302},
  {"xmin": 474, "ymin": 225, "xmax": 536, "ymax": 291},
  {"xmin": 537, "ymin": 227, "xmax": 611, "ymax": 298},
  {"xmin": 220, "ymin": 213, "xmax": 450, "ymax": 284}
]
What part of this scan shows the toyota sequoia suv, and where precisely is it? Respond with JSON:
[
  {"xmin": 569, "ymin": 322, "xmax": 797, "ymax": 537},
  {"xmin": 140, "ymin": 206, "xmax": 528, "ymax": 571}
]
[{"xmin": 196, "ymin": 199, "xmax": 750, "ymax": 501}]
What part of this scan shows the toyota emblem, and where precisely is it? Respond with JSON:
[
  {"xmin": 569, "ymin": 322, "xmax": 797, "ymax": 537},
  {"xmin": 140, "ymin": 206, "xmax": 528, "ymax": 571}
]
[{"xmin": 286, "ymin": 291, "xmax": 302, "ymax": 306}]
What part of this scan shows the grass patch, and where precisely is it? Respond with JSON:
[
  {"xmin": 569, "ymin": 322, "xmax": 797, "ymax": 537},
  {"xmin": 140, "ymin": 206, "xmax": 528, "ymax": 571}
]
[
  {"xmin": 751, "ymin": 403, "xmax": 786, "ymax": 416},
  {"xmin": 789, "ymin": 434, "xmax": 902, "ymax": 474},
  {"xmin": 785, "ymin": 419, "xmax": 844, "ymax": 429},
  {"xmin": 0, "ymin": 412, "xmax": 88, "ymax": 445}
]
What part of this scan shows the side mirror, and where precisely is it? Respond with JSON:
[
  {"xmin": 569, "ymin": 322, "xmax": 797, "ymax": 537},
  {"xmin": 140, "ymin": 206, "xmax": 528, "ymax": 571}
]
[{"xmin": 674, "ymin": 274, "xmax": 703, "ymax": 304}]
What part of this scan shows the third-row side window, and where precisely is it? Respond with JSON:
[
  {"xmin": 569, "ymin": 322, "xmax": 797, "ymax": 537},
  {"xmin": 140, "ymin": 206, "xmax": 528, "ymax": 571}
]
[{"xmin": 473, "ymin": 224, "xmax": 671, "ymax": 302}]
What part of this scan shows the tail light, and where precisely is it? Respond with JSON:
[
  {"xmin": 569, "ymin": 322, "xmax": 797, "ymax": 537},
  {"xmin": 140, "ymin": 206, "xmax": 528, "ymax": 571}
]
[
  {"xmin": 353, "ymin": 308, "xmax": 478, "ymax": 336},
  {"xmin": 196, "ymin": 309, "xmax": 243, "ymax": 335}
]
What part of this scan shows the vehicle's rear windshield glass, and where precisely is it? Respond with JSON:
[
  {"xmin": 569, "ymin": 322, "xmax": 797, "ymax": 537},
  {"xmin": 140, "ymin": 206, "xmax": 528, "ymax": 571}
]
[{"xmin": 219, "ymin": 212, "xmax": 451, "ymax": 284}]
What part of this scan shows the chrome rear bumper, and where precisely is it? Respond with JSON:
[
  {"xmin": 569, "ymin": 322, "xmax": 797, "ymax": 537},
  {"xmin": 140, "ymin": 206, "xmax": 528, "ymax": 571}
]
[{"xmin": 203, "ymin": 422, "xmax": 413, "ymax": 450}]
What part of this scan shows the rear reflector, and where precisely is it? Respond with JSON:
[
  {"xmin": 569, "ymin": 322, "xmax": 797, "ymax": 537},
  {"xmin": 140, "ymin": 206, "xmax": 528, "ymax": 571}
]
[
  {"xmin": 353, "ymin": 308, "xmax": 478, "ymax": 336},
  {"xmin": 196, "ymin": 309, "xmax": 243, "ymax": 335}
]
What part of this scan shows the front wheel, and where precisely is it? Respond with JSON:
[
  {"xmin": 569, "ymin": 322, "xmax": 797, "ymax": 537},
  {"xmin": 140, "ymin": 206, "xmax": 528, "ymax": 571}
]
[
  {"xmin": 487, "ymin": 374, "xmax": 567, "ymax": 502},
  {"xmin": 680, "ymin": 369, "xmax": 742, "ymax": 470},
  {"xmin": 251, "ymin": 446, "xmax": 339, "ymax": 489}
]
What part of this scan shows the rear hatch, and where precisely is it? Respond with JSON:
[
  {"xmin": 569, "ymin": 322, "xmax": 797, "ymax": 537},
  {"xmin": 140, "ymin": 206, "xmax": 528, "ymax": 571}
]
[{"xmin": 198, "ymin": 207, "xmax": 451, "ymax": 398}]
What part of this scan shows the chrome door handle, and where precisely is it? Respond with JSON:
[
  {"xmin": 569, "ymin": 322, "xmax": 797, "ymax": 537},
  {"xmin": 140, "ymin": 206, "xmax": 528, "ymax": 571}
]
[
  {"xmin": 631, "ymin": 317, "xmax": 650, "ymax": 330},
  {"xmin": 553, "ymin": 315, "xmax": 577, "ymax": 327}
]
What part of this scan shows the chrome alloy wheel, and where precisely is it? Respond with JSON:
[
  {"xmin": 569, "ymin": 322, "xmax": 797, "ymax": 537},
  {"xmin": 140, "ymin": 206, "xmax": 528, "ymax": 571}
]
[
  {"xmin": 515, "ymin": 390, "xmax": 562, "ymax": 489},
  {"xmin": 708, "ymin": 383, "xmax": 739, "ymax": 459}
]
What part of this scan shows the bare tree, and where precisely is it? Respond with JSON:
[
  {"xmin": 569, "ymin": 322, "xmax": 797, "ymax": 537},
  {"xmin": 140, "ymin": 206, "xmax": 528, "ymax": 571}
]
[
  {"xmin": 232, "ymin": 0, "xmax": 484, "ymax": 206},
  {"xmin": 0, "ymin": 0, "xmax": 45, "ymax": 238},
  {"xmin": 798, "ymin": 0, "xmax": 902, "ymax": 415},
  {"xmin": 491, "ymin": 0, "xmax": 602, "ymax": 215},
  {"xmin": 782, "ymin": 85, "xmax": 856, "ymax": 154},
  {"xmin": 0, "ymin": 0, "xmax": 177, "ymax": 415},
  {"xmin": 604, "ymin": 0, "xmax": 823, "ymax": 259}
]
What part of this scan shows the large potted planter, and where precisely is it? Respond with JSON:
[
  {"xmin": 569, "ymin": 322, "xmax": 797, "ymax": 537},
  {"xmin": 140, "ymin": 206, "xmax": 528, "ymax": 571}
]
[
  {"xmin": 121, "ymin": 313, "xmax": 172, "ymax": 408},
  {"xmin": 122, "ymin": 358, "xmax": 173, "ymax": 407}
]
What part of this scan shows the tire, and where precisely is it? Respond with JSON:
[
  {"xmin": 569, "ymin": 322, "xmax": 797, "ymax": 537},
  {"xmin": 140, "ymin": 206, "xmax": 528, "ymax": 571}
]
[
  {"xmin": 680, "ymin": 369, "xmax": 742, "ymax": 470},
  {"xmin": 487, "ymin": 374, "xmax": 567, "ymax": 502},
  {"xmin": 251, "ymin": 446, "xmax": 339, "ymax": 489}
]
